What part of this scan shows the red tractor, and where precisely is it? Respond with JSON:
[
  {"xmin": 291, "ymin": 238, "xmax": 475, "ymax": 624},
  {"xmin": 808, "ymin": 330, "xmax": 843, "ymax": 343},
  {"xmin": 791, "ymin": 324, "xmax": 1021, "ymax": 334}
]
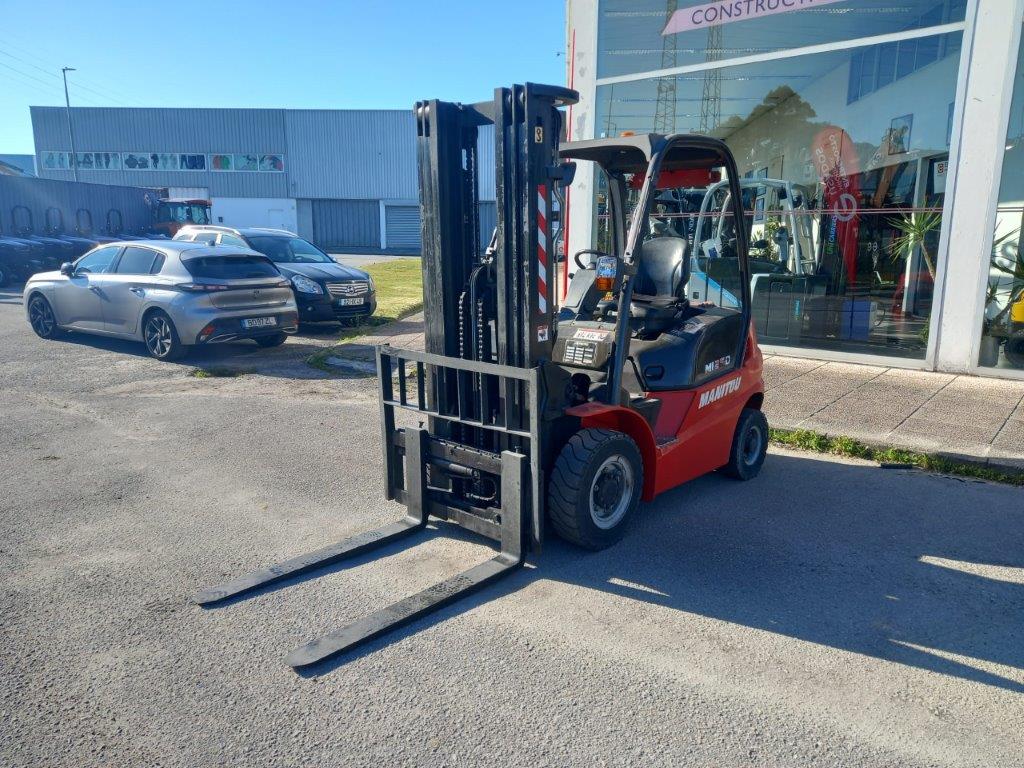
[
  {"xmin": 195, "ymin": 84, "xmax": 767, "ymax": 669},
  {"xmin": 151, "ymin": 197, "xmax": 212, "ymax": 238}
]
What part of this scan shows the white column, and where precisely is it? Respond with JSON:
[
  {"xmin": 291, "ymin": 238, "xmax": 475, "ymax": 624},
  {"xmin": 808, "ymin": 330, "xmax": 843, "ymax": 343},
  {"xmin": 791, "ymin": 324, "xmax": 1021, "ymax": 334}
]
[
  {"xmin": 564, "ymin": 0, "xmax": 599, "ymax": 291},
  {"xmin": 933, "ymin": 0, "xmax": 1024, "ymax": 372}
]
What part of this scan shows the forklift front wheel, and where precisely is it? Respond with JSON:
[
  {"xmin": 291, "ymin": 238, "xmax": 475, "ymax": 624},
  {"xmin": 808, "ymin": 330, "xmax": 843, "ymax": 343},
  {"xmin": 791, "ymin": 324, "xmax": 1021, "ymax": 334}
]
[
  {"xmin": 722, "ymin": 408, "xmax": 769, "ymax": 481},
  {"xmin": 548, "ymin": 428, "xmax": 643, "ymax": 550}
]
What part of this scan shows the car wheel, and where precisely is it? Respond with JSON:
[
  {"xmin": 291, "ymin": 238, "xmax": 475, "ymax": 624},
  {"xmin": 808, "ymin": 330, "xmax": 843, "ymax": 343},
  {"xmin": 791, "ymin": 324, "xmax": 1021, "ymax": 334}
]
[
  {"xmin": 548, "ymin": 428, "xmax": 643, "ymax": 550},
  {"xmin": 255, "ymin": 332, "xmax": 288, "ymax": 348},
  {"xmin": 721, "ymin": 407, "xmax": 768, "ymax": 480},
  {"xmin": 142, "ymin": 310, "xmax": 186, "ymax": 361},
  {"xmin": 27, "ymin": 294, "xmax": 60, "ymax": 339}
]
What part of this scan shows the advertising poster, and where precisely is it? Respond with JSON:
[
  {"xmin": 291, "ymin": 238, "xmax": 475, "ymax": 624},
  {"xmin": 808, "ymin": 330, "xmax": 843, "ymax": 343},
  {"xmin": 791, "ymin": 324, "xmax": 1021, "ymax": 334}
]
[{"xmin": 811, "ymin": 125, "xmax": 861, "ymax": 289}]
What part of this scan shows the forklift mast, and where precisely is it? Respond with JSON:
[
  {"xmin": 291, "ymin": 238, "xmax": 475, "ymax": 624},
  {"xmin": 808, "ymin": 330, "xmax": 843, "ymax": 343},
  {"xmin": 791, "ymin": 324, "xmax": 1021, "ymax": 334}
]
[{"xmin": 418, "ymin": 83, "xmax": 576, "ymax": 369}]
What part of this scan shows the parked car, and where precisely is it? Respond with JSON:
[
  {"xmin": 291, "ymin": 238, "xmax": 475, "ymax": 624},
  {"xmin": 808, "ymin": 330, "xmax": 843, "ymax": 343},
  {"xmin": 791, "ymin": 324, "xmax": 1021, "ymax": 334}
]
[
  {"xmin": 173, "ymin": 226, "xmax": 376, "ymax": 325},
  {"xmin": 24, "ymin": 240, "xmax": 298, "ymax": 361},
  {"xmin": 0, "ymin": 236, "xmax": 46, "ymax": 287}
]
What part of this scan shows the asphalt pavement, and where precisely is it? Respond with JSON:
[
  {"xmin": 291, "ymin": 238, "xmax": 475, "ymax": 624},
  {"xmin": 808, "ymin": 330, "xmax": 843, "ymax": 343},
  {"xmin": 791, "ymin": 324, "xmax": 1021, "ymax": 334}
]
[{"xmin": 2, "ymin": 285, "xmax": 1023, "ymax": 767}]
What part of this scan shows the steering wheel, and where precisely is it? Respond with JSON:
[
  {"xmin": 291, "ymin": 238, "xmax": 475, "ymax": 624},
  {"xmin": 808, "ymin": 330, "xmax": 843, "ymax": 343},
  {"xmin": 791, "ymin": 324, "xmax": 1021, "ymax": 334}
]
[{"xmin": 574, "ymin": 249, "xmax": 609, "ymax": 270}]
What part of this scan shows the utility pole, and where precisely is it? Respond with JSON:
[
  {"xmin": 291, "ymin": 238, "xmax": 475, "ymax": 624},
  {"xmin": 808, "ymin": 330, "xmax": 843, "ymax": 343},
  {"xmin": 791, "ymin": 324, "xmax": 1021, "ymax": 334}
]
[
  {"xmin": 61, "ymin": 67, "xmax": 78, "ymax": 181},
  {"xmin": 699, "ymin": 26, "xmax": 723, "ymax": 135},
  {"xmin": 653, "ymin": 0, "xmax": 678, "ymax": 135}
]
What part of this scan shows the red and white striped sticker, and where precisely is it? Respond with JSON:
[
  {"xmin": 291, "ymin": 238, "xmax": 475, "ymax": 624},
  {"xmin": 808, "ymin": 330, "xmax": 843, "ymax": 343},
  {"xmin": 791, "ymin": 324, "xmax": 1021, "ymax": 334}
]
[{"xmin": 537, "ymin": 183, "xmax": 548, "ymax": 316}]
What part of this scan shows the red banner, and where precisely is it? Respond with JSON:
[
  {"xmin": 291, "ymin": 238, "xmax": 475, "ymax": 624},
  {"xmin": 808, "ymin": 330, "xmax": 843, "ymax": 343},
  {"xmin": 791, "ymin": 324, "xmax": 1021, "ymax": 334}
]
[{"xmin": 812, "ymin": 126, "xmax": 860, "ymax": 285}]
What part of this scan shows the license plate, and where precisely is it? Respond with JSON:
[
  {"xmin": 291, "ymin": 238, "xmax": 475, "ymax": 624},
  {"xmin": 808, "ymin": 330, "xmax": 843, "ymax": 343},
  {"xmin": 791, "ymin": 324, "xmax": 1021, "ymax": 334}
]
[
  {"xmin": 338, "ymin": 297, "xmax": 364, "ymax": 306},
  {"xmin": 241, "ymin": 316, "xmax": 277, "ymax": 329}
]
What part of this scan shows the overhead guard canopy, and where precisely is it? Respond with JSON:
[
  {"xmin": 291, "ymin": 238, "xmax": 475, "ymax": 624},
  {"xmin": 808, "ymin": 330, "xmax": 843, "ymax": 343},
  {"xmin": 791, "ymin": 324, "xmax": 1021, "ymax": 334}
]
[{"xmin": 560, "ymin": 133, "xmax": 730, "ymax": 176}]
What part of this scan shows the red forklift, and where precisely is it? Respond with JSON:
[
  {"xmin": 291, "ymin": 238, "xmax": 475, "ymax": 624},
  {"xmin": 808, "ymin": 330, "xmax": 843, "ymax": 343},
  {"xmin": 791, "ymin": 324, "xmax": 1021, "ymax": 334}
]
[{"xmin": 195, "ymin": 83, "xmax": 767, "ymax": 668}]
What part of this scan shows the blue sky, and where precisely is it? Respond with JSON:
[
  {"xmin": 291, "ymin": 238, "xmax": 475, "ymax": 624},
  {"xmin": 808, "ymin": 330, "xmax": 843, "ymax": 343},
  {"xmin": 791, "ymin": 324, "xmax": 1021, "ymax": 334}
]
[{"xmin": 0, "ymin": 0, "xmax": 566, "ymax": 154}]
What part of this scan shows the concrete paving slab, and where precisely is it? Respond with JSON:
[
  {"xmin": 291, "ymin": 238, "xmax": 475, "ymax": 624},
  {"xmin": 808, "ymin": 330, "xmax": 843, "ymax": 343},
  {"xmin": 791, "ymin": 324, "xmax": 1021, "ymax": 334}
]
[
  {"xmin": 992, "ymin": 419, "xmax": 1024, "ymax": 449},
  {"xmin": 896, "ymin": 416, "xmax": 1003, "ymax": 445},
  {"xmin": 761, "ymin": 356, "xmax": 822, "ymax": 388},
  {"xmin": 938, "ymin": 375, "xmax": 1024, "ymax": 405},
  {"xmin": 914, "ymin": 397, "xmax": 1014, "ymax": 428}
]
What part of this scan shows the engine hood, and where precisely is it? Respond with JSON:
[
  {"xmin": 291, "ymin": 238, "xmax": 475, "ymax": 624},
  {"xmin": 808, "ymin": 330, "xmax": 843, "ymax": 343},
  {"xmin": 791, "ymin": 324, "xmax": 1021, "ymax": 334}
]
[{"xmin": 274, "ymin": 261, "xmax": 369, "ymax": 282}]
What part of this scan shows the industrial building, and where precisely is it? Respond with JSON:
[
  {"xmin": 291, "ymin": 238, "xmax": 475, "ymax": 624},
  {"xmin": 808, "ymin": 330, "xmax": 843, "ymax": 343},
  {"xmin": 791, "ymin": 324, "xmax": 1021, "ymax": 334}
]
[
  {"xmin": 564, "ymin": 1, "xmax": 1024, "ymax": 379},
  {"xmin": 30, "ymin": 107, "xmax": 496, "ymax": 253}
]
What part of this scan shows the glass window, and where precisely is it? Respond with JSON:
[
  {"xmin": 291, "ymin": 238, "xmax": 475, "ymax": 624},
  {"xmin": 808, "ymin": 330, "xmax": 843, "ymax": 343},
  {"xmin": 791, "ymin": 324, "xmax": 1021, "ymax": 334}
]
[
  {"xmin": 246, "ymin": 236, "xmax": 333, "ymax": 264},
  {"xmin": 981, "ymin": 29, "xmax": 1024, "ymax": 370},
  {"xmin": 183, "ymin": 255, "xmax": 279, "ymax": 280},
  {"xmin": 188, "ymin": 204, "xmax": 210, "ymax": 225},
  {"xmin": 115, "ymin": 247, "xmax": 159, "ymax": 275},
  {"xmin": 190, "ymin": 232, "xmax": 218, "ymax": 245},
  {"xmin": 259, "ymin": 154, "xmax": 285, "ymax": 172},
  {"xmin": 211, "ymin": 154, "xmax": 233, "ymax": 171},
  {"xmin": 219, "ymin": 234, "xmax": 248, "ymax": 247},
  {"xmin": 597, "ymin": 0, "xmax": 967, "ymax": 79},
  {"xmin": 75, "ymin": 152, "xmax": 121, "ymax": 170},
  {"xmin": 75, "ymin": 246, "xmax": 120, "ymax": 274},
  {"xmin": 179, "ymin": 154, "xmax": 206, "ymax": 170},
  {"xmin": 40, "ymin": 151, "xmax": 71, "ymax": 170},
  {"xmin": 594, "ymin": 31, "xmax": 963, "ymax": 359},
  {"xmin": 234, "ymin": 154, "xmax": 259, "ymax": 171},
  {"xmin": 121, "ymin": 152, "xmax": 179, "ymax": 170},
  {"xmin": 150, "ymin": 254, "xmax": 165, "ymax": 274}
]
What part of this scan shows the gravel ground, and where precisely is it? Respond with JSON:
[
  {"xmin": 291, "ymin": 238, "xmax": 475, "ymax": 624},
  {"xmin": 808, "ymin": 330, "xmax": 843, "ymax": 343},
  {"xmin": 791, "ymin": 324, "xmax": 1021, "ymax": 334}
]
[{"xmin": 2, "ymin": 285, "xmax": 1023, "ymax": 767}]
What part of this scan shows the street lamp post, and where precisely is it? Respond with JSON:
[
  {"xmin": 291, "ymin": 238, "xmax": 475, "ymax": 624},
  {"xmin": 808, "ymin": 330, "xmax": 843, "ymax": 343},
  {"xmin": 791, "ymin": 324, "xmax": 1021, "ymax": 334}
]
[{"xmin": 61, "ymin": 67, "xmax": 78, "ymax": 182}]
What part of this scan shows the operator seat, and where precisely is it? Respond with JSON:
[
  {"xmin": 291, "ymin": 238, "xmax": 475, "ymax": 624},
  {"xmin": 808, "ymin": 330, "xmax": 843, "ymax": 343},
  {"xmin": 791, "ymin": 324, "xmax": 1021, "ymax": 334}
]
[{"xmin": 630, "ymin": 236, "xmax": 689, "ymax": 336}]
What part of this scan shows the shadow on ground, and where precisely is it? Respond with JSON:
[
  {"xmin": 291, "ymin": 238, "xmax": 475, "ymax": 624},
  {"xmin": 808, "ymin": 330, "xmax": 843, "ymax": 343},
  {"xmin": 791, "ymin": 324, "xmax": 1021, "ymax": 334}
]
[{"xmin": 203, "ymin": 451, "xmax": 1024, "ymax": 691}]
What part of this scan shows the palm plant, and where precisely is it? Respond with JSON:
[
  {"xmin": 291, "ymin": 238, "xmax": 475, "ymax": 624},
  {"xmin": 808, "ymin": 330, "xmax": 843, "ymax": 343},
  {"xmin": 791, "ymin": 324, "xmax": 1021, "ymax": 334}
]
[{"xmin": 887, "ymin": 210, "xmax": 942, "ymax": 280}]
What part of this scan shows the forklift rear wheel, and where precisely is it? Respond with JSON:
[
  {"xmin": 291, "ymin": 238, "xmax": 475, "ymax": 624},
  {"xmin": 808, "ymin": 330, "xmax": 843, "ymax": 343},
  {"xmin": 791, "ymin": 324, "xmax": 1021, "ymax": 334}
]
[
  {"xmin": 548, "ymin": 428, "xmax": 643, "ymax": 550},
  {"xmin": 722, "ymin": 408, "xmax": 768, "ymax": 480}
]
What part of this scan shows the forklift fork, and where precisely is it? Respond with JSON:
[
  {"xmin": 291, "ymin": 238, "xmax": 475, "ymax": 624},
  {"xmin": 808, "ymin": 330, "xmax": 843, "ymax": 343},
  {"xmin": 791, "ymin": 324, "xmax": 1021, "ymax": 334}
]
[{"xmin": 194, "ymin": 347, "xmax": 536, "ymax": 669}]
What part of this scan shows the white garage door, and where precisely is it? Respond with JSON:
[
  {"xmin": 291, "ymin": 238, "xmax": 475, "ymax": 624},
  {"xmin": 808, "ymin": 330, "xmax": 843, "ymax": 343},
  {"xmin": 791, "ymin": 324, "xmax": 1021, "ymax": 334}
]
[{"xmin": 385, "ymin": 205, "xmax": 421, "ymax": 251}]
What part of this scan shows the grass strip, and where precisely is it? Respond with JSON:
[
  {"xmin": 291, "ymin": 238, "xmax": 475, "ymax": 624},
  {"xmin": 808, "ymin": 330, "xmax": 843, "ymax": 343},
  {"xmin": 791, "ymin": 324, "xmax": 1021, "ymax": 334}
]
[
  {"xmin": 190, "ymin": 367, "xmax": 247, "ymax": 378},
  {"xmin": 770, "ymin": 427, "xmax": 1024, "ymax": 487}
]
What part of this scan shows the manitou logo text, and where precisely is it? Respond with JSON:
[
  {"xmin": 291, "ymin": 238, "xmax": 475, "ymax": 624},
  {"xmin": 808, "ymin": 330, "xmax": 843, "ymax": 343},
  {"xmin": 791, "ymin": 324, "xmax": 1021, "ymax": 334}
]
[{"xmin": 698, "ymin": 376, "xmax": 741, "ymax": 409}]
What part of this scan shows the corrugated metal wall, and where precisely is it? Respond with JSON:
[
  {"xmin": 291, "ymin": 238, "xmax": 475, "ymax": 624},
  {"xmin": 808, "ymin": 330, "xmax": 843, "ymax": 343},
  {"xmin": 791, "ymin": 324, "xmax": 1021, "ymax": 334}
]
[
  {"xmin": 478, "ymin": 201, "xmax": 497, "ymax": 250},
  {"xmin": 31, "ymin": 107, "xmax": 289, "ymax": 198},
  {"xmin": 285, "ymin": 111, "xmax": 418, "ymax": 200},
  {"xmin": 309, "ymin": 199, "xmax": 380, "ymax": 249},
  {"xmin": 31, "ymin": 106, "xmax": 498, "ymax": 206}
]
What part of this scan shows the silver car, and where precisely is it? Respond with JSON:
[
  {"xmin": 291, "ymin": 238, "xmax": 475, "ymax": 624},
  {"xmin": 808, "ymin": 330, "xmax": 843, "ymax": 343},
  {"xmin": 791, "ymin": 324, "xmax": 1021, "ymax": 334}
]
[{"xmin": 23, "ymin": 240, "xmax": 298, "ymax": 361}]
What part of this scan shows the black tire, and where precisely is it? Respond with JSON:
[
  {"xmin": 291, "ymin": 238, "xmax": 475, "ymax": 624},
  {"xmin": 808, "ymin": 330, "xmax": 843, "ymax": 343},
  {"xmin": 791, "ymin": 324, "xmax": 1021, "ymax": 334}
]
[
  {"xmin": 548, "ymin": 428, "xmax": 643, "ymax": 550},
  {"xmin": 255, "ymin": 332, "xmax": 288, "ymax": 348},
  {"xmin": 722, "ymin": 407, "xmax": 768, "ymax": 480},
  {"xmin": 142, "ymin": 310, "xmax": 186, "ymax": 361},
  {"xmin": 27, "ymin": 293, "xmax": 60, "ymax": 339}
]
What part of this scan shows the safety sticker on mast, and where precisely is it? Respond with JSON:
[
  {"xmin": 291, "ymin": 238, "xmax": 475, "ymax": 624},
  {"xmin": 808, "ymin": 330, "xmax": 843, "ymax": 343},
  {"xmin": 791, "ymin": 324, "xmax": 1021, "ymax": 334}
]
[{"xmin": 537, "ymin": 183, "xmax": 549, "ymax": 316}]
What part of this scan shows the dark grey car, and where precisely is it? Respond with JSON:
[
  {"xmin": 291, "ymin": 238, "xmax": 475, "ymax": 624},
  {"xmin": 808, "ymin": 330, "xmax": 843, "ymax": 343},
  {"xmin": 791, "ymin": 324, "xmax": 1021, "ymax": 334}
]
[{"xmin": 174, "ymin": 226, "xmax": 376, "ymax": 324}]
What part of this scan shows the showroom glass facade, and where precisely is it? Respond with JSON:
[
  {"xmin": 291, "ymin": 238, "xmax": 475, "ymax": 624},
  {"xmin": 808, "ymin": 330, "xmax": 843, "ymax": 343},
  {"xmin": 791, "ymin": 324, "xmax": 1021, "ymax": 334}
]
[
  {"xmin": 981, "ymin": 24, "xmax": 1024, "ymax": 371},
  {"xmin": 582, "ymin": 0, "xmax": 968, "ymax": 360}
]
